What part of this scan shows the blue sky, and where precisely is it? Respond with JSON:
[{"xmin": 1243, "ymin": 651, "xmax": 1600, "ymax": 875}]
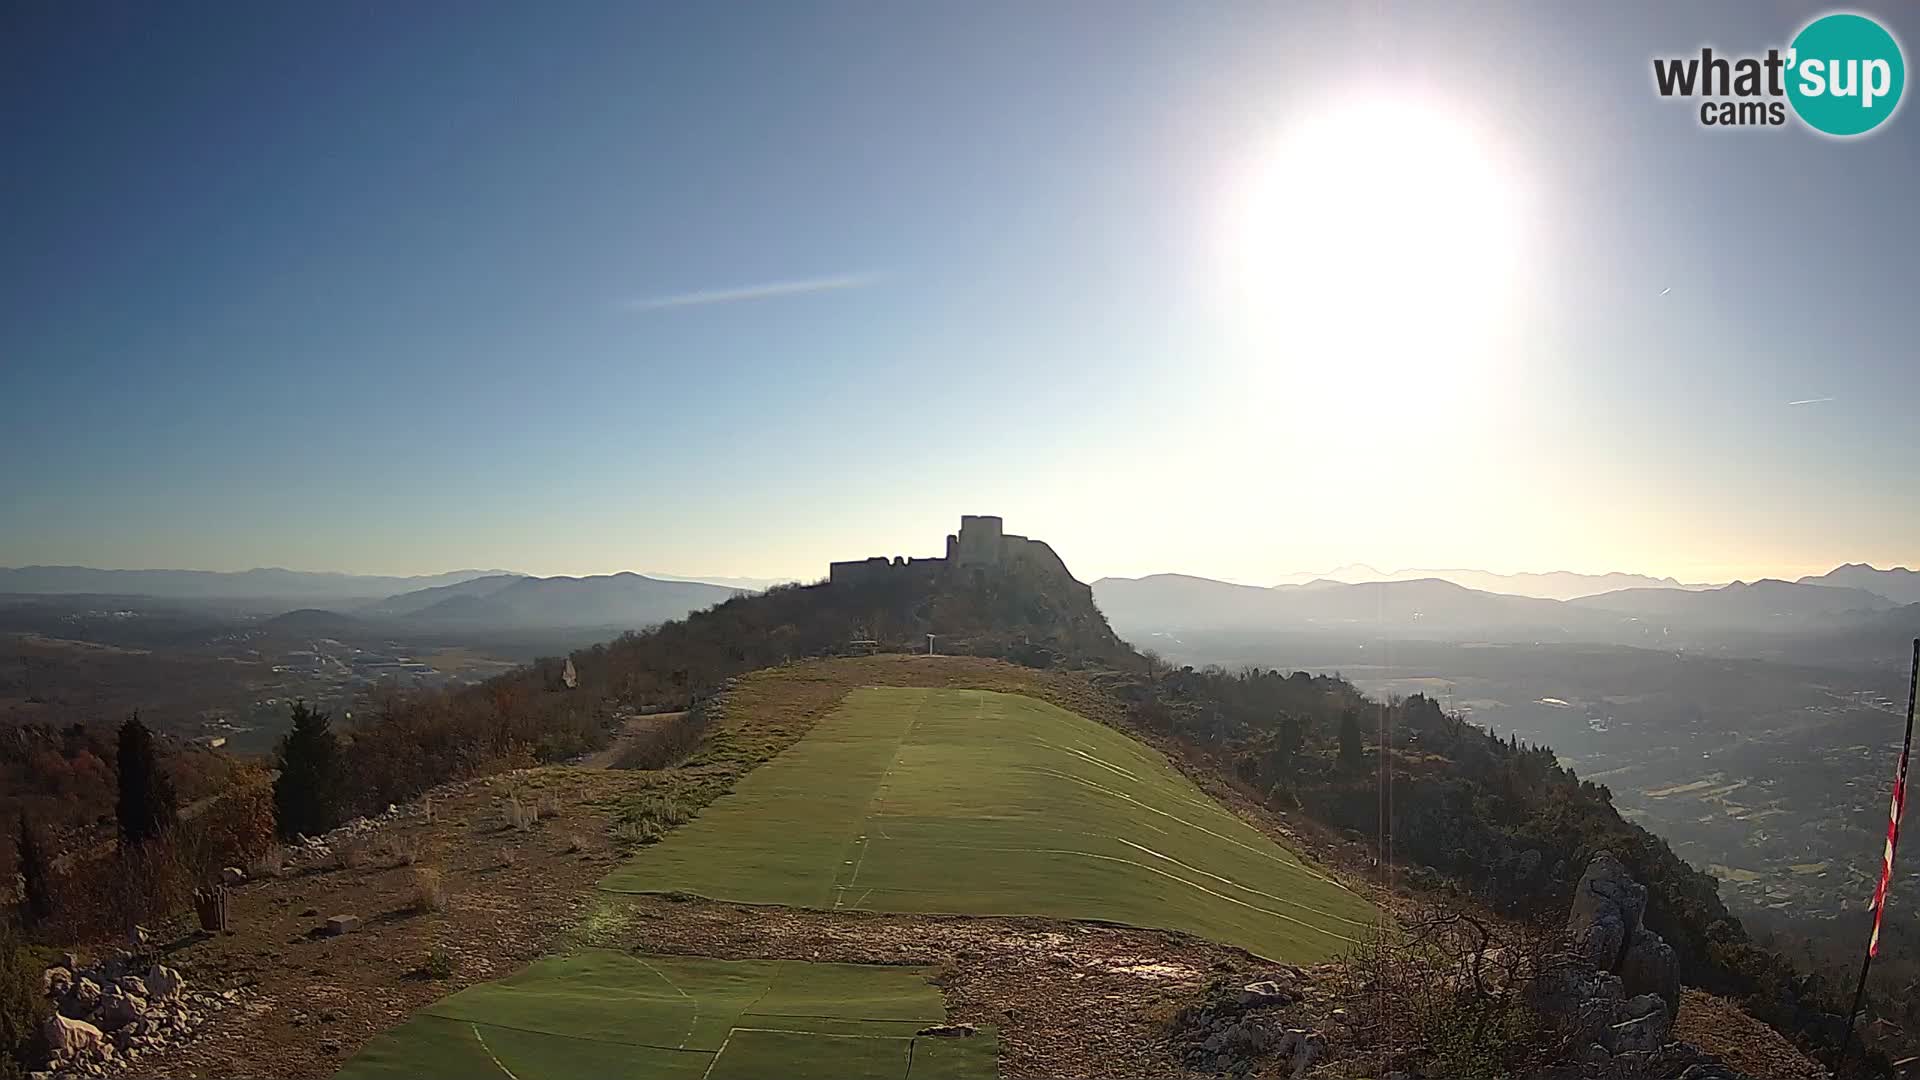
[{"xmin": 4, "ymin": 2, "xmax": 1917, "ymax": 584}]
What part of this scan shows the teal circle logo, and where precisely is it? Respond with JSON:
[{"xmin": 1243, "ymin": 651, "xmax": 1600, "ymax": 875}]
[{"xmin": 1787, "ymin": 13, "xmax": 1905, "ymax": 136}]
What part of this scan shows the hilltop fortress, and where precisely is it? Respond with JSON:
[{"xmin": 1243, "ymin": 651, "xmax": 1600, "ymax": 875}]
[{"xmin": 828, "ymin": 515, "xmax": 1076, "ymax": 587}]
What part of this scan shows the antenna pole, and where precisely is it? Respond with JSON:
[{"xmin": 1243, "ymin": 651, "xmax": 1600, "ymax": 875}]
[{"xmin": 1840, "ymin": 638, "xmax": 1920, "ymax": 1070}]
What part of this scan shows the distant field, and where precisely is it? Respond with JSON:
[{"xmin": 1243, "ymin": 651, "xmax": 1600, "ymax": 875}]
[
  {"xmin": 602, "ymin": 687, "xmax": 1376, "ymax": 961},
  {"xmin": 335, "ymin": 950, "xmax": 993, "ymax": 1080}
]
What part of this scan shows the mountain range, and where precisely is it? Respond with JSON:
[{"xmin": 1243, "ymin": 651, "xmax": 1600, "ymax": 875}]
[{"xmin": 0, "ymin": 565, "xmax": 515, "ymax": 604}]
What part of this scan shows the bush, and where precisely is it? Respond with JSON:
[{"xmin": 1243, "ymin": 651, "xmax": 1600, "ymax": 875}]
[
  {"xmin": 422, "ymin": 944, "xmax": 456, "ymax": 980},
  {"xmin": 331, "ymin": 840, "xmax": 369, "ymax": 872},
  {"xmin": 409, "ymin": 868, "xmax": 446, "ymax": 913},
  {"xmin": 117, "ymin": 714, "xmax": 179, "ymax": 847},
  {"xmin": 0, "ymin": 918, "xmax": 45, "ymax": 1080}
]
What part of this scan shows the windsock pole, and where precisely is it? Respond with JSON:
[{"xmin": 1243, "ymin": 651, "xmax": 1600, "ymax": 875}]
[{"xmin": 1840, "ymin": 637, "xmax": 1920, "ymax": 1069}]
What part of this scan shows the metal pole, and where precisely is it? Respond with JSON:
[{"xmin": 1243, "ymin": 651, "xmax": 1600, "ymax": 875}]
[{"xmin": 1840, "ymin": 637, "xmax": 1920, "ymax": 1070}]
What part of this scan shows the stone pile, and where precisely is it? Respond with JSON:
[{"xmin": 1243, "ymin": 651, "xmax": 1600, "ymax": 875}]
[
  {"xmin": 33, "ymin": 953, "xmax": 243, "ymax": 1079},
  {"xmin": 1168, "ymin": 970, "xmax": 1328, "ymax": 1079}
]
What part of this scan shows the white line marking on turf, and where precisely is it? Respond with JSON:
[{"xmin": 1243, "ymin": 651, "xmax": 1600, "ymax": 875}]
[
  {"xmin": 836, "ymin": 690, "xmax": 941, "ymax": 907},
  {"xmin": 471, "ymin": 1024, "xmax": 523, "ymax": 1080}
]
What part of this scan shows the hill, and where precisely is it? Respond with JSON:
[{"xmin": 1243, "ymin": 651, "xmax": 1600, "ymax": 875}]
[
  {"xmin": 1274, "ymin": 563, "xmax": 1716, "ymax": 600},
  {"xmin": 1092, "ymin": 573, "xmax": 1578, "ymax": 637},
  {"xmin": 357, "ymin": 574, "xmax": 526, "ymax": 618},
  {"xmin": 1569, "ymin": 578, "xmax": 1894, "ymax": 623},
  {"xmin": 1797, "ymin": 563, "xmax": 1920, "ymax": 605},
  {"xmin": 0, "ymin": 565, "xmax": 512, "ymax": 606},
  {"xmin": 397, "ymin": 572, "xmax": 742, "ymax": 629}
]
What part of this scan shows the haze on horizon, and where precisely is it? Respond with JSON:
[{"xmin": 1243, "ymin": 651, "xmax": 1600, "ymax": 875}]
[{"xmin": 4, "ymin": 4, "xmax": 1917, "ymax": 589}]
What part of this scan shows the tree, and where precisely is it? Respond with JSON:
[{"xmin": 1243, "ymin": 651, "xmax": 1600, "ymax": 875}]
[
  {"xmin": 0, "ymin": 916, "xmax": 41, "ymax": 1080},
  {"xmin": 14, "ymin": 817, "xmax": 52, "ymax": 931},
  {"xmin": 116, "ymin": 713, "xmax": 178, "ymax": 847},
  {"xmin": 1277, "ymin": 713, "xmax": 1303, "ymax": 776},
  {"xmin": 1338, "ymin": 708, "xmax": 1364, "ymax": 771},
  {"xmin": 274, "ymin": 701, "xmax": 342, "ymax": 840}
]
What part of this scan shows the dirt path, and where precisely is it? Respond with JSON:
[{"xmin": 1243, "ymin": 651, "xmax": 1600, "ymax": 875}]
[{"xmin": 575, "ymin": 710, "xmax": 685, "ymax": 769}]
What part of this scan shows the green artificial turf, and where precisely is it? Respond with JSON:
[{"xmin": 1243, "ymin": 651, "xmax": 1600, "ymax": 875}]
[
  {"xmin": 335, "ymin": 950, "xmax": 994, "ymax": 1079},
  {"xmin": 601, "ymin": 687, "xmax": 1376, "ymax": 962}
]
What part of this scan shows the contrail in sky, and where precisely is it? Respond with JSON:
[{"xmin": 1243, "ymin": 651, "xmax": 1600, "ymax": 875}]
[
  {"xmin": 621, "ymin": 272, "xmax": 877, "ymax": 312},
  {"xmin": 1787, "ymin": 397, "xmax": 1835, "ymax": 406}
]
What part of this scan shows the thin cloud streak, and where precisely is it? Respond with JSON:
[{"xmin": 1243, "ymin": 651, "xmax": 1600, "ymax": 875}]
[
  {"xmin": 1787, "ymin": 397, "xmax": 1836, "ymax": 406},
  {"xmin": 621, "ymin": 272, "xmax": 878, "ymax": 312}
]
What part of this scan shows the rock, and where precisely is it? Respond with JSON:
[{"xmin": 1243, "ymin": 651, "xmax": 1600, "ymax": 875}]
[
  {"xmin": 44, "ymin": 966, "xmax": 73, "ymax": 999},
  {"xmin": 42, "ymin": 1013, "xmax": 106, "ymax": 1056},
  {"xmin": 1618, "ymin": 926, "xmax": 1680, "ymax": 1013},
  {"xmin": 65, "ymin": 976, "xmax": 102, "ymax": 1017},
  {"xmin": 60, "ymin": 951, "xmax": 80, "ymax": 970},
  {"xmin": 220, "ymin": 866, "xmax": 246, "ymax": 886},
  {"xmin": 117, "ymin": 975, "xmax": 148, "ymax": 998},
  {"xmin": 96, "ymin": 988, "xmax": 148, "ymax": 1031},
  {"xmin": 145, "ymin": 965, "xmax": 185, "ymax": 1001},
  {"xmin": 1603, "ymin": 994, "xmax": 1671, "ymax": 1054},
  {"xmin": 915, "ymin": 1023, "xmax": 976, "ymax": 1037},
  {"xmin": 1567, "ymin": 852, "xmax": 1646, "ymax": 970},
  {"xmin": 324, "ymin": 914, "xmax": 360, "ymax": 936},
  {"xmin": 1237, "ymin": 980, "xmax": 1292, "ymax": 1008}
]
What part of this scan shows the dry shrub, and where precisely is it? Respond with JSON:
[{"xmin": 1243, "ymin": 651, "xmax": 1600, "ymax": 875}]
[
  {"xmin": 497, "ymin": 846, "xmax": 519, "ymax": 868},
  {"xmin": 538, "ymin": 792, "xmax": 563, "ymax": 819},
  {"xmin": 423, "ymin": 796, "xmax": 435, "ymax": 825},
  {"xmin": 409, "ymin": 867, "xmax": 447, "ymax": 913},
  {"xmin": 385, "ymin": 835, "xmax": 423, "ymax": 867},
  {"xmin": 502, "ymin": 794, "xmax": 535, "ymax": 832},
  {"xmin": 332, "ymin": 839, "xmax": 370, "ymax": 871},
  {"xmin": 248, "ymin": 846, "xmax": 286, "ymax": 880},
  {"xmin": 564, "ymin": 834, "xmax": 586, "ymax": 854}
]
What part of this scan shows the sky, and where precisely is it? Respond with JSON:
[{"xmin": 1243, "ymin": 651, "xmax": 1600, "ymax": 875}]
[{"xmin": 4, "ymin": 2, "xmax": 1918, "ymax": 587}]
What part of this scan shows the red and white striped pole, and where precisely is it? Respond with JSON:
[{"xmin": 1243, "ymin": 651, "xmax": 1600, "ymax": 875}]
[{"xmin": 1840, "ymin": 637, "xmax": 1920, "ymax": 1070}]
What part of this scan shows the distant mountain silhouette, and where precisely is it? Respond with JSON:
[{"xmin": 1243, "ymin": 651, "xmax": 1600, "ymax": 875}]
[
  {"xmin": 1262, "ymin": 564, "xmax": 1716, "ymax": 600},
  {"xmin": 0, "ymin": 565, "xmax": 515, "ymax": 603},
  {"xmin": 393, "ymin": 572, "xmax": 741, "ymax": 629},
  {"xmin": 1092, "ymin": 574, "xmax": 1576, "ymax": 636},
  {"xmin": 359, "ymin": 574, "xmax": 526, "ymax": 617},
  {"xmin": 1568, "ymin": 579, "xmax": 1895, "ymax": 622},
  {"xmin": 1796, "ymin": 563, "xmax": 1920, "ymax": 605}
]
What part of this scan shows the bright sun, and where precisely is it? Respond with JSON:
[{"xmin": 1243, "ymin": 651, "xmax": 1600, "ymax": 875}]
[{"xmin": 1223, "ymin": 98, "xmax": 1527, "ymax": 412}]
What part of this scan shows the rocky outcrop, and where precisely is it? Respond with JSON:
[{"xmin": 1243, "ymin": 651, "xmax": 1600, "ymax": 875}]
[
  {"xmin": 1168, "ymin": 971, "xmax": 1327, "ymax": 1079},
  {"xmin": 1530, "ymin": 853, "xmax": 1769, "ymax": 1080},
  {"xmin": 33, "ymin": 952, "xmax": 248, "ymax": 1077},
  {"xmin": 1567, "ymin": 852, "xmax": 1680, "ymax": 1017}
]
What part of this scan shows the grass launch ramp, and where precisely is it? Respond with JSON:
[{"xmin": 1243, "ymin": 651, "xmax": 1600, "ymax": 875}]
[
  {"xmin": 334, "ymin": 950, "xmax": 995, "ymax": 1079},
  {"xmin": 602, "ymin": 686, "xmax": 1375, "ymax": 961}
]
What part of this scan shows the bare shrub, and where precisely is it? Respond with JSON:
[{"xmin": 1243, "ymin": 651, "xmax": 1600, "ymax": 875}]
[
  {"xmin": 502, "ymin": 794, "xmax": 535, "ymax": 832},
  {"xmin": 538, "ymin": 792, "xmax": 563, "ymax": 819},
  {"xmin": 565, "ymin": 834, "xmax": 586, "ymax": 854},
  {"xmin": 612, "ymin": 706, "xmax": 716, "ymax": 770},
  {"xmin": 409, "ymin": 867, "xmax": 447, "ymax": 913},
  {"xmin": 248, "ymin": 846, "xmax": 287, "ymax": 880},
  {"xmin": 423, "ymin": 796, "xmax": 435, "ymax": 825},
  {"xmin": 332, "ymin": 839, "xmax": 370, "ymax": 871},
  {"xmin": 386, "ymin": 835, "xmax": 423, "ymax": 867},
  {"xmin": 497, "ymin": 846, "xmax": 519, "ymax": 868}
]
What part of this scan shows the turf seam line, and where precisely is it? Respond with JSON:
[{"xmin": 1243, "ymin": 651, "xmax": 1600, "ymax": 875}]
[
  {"xmin": 470, "ymin": 1023, "xmax": 522, "ymax": 1080},
  {"xmin": 889, "ymin": 843, "xmax": 1363, "ymax": 942},
  {"xmin": 417, "ymin": 1014, "xmax": 710, "ymax": 1055},
  {"xmin": 729, "ymin": 1026, "xmax": 914, "ymax": 1040},
  {"xmin": 836, "ymin": 689, "xmax": 936, "ymax": 907},
  {"xmin": 634, "ymin": 954, "xmax": 701, "ymax": 1049}
]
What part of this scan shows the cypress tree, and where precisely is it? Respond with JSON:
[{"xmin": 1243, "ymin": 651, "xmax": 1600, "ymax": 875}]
[
  {"xmin": 1338, "ymin": 708, "xmax": 1364, "ymax": 771},
  {"xmin": 274, "ymin": 701, "xmax": 342, "ymax": 840},
  {"xmin": 116, "ymin": 714, "xmax": 178, "ymax": 847},
  {"xmin": 15, "ymin": 817, "xmax": 52, "ymax": 930}
]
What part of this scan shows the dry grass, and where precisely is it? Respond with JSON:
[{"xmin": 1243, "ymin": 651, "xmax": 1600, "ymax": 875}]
[
  {"xmin": 409, "ymin": 867, "xmax": 448, "ymax": 913},
  {"xmin": 564, "ymin": 834, "xmax": 586, "ymax": 854},
  {"xmin": 538, "ymin": 792, "xmax": 563, "ymax": 819},
  {"xmin": 497, "ymin": 846, "xmax": 519, "ymax": 869},
  {"xmin": 502, "ymin": 793, "xmax": 536, "ymax": 832}
]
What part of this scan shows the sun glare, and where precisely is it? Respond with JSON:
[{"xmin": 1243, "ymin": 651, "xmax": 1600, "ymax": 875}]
[{"xmin": 1223, "ymin": 98, "xmax": 1528, "ymax": 414}]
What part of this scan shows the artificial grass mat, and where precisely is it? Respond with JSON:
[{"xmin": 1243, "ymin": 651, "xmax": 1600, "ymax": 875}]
[
  {"xmin": 601, "ymin": 686, "xmax": 1376, "ymax": 962},
  {"xmin": 335, "ymin": 950, "xmax": 995, "ymax": 1079}
]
